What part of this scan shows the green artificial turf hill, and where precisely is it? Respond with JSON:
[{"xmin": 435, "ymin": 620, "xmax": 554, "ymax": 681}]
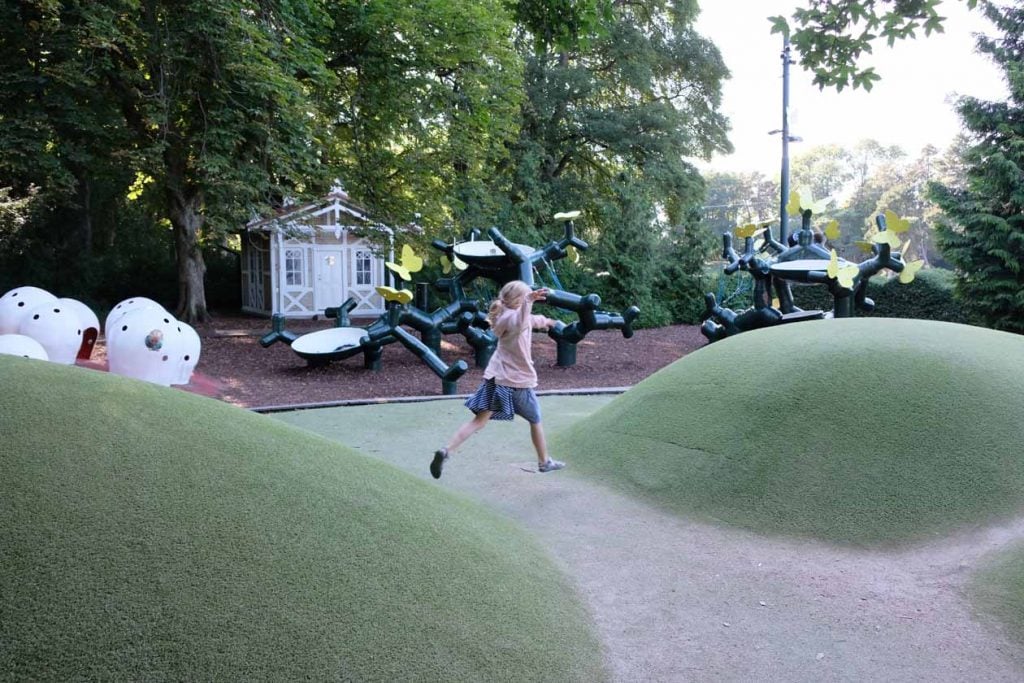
[
  {"xmin": 552, "ymin": 318, "xmax": 1024, "ymax": 546},
  {"xmin": 0, "ymin": 356, "xmax": 605, "ymax": 681},
  {"xmin": 971, "ymin": 543, "xmax": 1024, "ymax": 648}
]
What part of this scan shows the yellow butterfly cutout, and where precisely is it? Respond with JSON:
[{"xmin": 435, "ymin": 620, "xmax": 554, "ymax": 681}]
[
  {"xmin": 788, "ymin": 187, "xmax": 829, "ymax": 216},
  {"xmin": 452, "ymin": 254, "xmax": 468, "ymax": 271},
  {"xmin": 734, "ymin": 223, "xmax": 766, "ymax": 239},
  {"xmin": 771, "ymin": 297, "xmax": 780, "ymax": 309},
  {"xmin": 785, "ymin": 190, "xmax": 803, "ymax": 217},
  {"xmin": 385, "ymin": 244, "xmax": 424, "ymax": 281},
  {"xmin": 899, "ymin": 259, "xmax": 924, "ymax": 284},
  {"xmin": 827, "ymin": 249, "xmax": 860, "ymax": 289},
  {"xmin": 871, "ymin": 231, "xmax": 902, "ymax": 249},
  {"xmin": 440, "ymin": 254, "xmax": 453, "ymax": 275},
  {"xmin": 884, "ymin": 209, "xmax": 911, "ymax": 234},
  {"xmin": 854, "ymin": 240, "xmax": 875, "ymax": 254},
  {"xmin": 824, "ymin": 219, "xmax": 841, "ymax": 240},
  {"xmin": 375, "ymin": 286, "xmax": 414, "ymax": 305},
  {"xmin": 566, "ymin": 244, "xmax": 581, "ymax": 264},
  {"xmin": 553, "ymin": 210, "xmax": 581, "ymax": 220}
]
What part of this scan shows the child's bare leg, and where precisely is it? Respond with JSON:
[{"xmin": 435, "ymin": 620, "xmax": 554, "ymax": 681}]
[
  {"xmin": 530, "ymin": 421, "xmax": 549, "ymax": 463},
  {"xmin": 446, "ymin": 410, "xmax": 492, "ymax": 453}
]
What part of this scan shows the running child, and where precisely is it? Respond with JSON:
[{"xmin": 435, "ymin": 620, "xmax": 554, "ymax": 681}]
[{"xmin": 430, "ymin": 280, "xmax": 565, "ymax": 478}]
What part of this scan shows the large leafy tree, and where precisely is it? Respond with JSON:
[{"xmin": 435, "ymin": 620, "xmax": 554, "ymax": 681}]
[
  {"xmin": 701, "ymin": 171, "xmax": 778, "ymax": 234},
  {"xmin": 0, "ymin": 2, "xmax": 137, "ymax": 257},
  {"xmin": 874, "ymin": 144, "xmax": 957, "ymax": 267},
  {"xmin": 790, "ymin": 144, "xmax": 856, "ymax": 201},
  {"xmin": 771, "ymin": 0, "xmax": 978, "ymax": 91},
  {"xmin": 497, "ymin": 0, "xmax": 731, "ymax": 317},
  {"xmin": 930, "ymin": 1, "xmax": 1024, "ymax": 332},
  {"xmin": 1, "ymin": 1, "xmax": 337, "ymax": 322},
  {"xmin": 322, "ymin": 0, "xmax": 523, "ymax": 236}
]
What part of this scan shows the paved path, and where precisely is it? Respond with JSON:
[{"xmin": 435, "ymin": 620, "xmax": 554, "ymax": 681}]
[{"xmin": 276, "ymin": 396, "xmax": 1024, "ymax": 682}]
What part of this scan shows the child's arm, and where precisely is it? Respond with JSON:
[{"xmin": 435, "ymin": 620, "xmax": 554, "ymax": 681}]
[
  {"xmin": 530, "ymin": 314, "xmax": 558, "ymax": 331},
  {"xmin": 511, "ymin": 287, "xmax": 546, "ymax": 327}
]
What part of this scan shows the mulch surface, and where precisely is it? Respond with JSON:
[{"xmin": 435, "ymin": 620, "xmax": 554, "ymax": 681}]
[{"xmin": 181, "ymin": 313, "xmax": 708, "ymax": 409}]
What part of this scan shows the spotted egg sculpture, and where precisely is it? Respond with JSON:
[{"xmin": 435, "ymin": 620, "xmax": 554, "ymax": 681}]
[
  {"xmin": 0, "ymin": 334, "xmax": 49, "ymax": 360},
  {"xmin": 56, "ymin": 297, "xmax": 101, "ymax": 360},
  {"xmin": 104, "ymin": 296, "xmax": 167, "ymax": 340},
  {"xmin": 0, "ymin": 286, "xmax": 57, "ymax": 334},
  {"xmin": 171, "ymin": 321, "xmax": 202, "ymax": 386},
  {"xmin": 106, "ymin": 307, "xmax": 181, "ymax": 386},
  {"xmin": 18, "ymin": 301, "xmax": 84, "ymax": 365}
]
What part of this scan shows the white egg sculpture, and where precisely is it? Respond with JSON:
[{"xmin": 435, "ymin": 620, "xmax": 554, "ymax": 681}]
[
  {"xmin": 56, "ymin": 297, "xmax": 101, "ymax": 360},
  {"xmin": 106, "ymin": 307, "xmax": 181, "ymax": 386},
  {"xmin": 0, "ymin": 286, "xmax": 57, "ymax": 334},
  {"xmin": 171, "ymin": 321, "xmax": 202, "ymax": 386},
  {"xmin": 0, "ymin": 334, "xmax": 49, "ymax": 360},
  {"xmin": 18, "ymin": 301, "xmax": 84, "ymax": 365},
  {"xmin": 104, "ymin": 296, "xmax": 166, "ymax": 340}
]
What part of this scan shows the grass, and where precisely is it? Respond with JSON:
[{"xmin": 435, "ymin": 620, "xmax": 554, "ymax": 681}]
[
  {"xmin": 550, "ymin": 318, "xmax": 1024, "ymax": 546},
  {"xmin": 0, "ymin": 356, "xmax": 606, "ymax": 681},
  {"xmin": 971, "ymin": 543, "xmax": 1024, "ymax": 647}
]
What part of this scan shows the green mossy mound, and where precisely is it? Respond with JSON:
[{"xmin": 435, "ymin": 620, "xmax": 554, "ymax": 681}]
[
  {"xmin": 971, "ymin": 544, "xmax": 1024, "ymax": 647},
  {"xmin": 553, "ymin": 318, "xmax": 1024, "ymax": 546},
  {"xmin": 0, "ymin": 357, "xmax": 605, "ymax": 681}
]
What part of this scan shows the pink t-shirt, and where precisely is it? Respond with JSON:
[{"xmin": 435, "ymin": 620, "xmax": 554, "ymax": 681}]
[{"xmin": 483, "ymin": 299, "xmax": 553, "ymax": 389}]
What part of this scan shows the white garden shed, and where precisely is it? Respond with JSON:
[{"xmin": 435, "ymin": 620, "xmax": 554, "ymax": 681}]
[{"xmin": 240, "ymin": 189, "xmax": 391, "ymax": 319}]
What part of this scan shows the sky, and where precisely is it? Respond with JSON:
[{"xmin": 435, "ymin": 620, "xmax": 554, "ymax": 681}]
[{"xmin": 693, "ymin": 0, "xmax": 1010, "ymax": 177}]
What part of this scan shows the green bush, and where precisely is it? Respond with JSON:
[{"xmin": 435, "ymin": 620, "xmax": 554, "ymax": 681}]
[
  {"xmin": 862, "ymin": 268, "xmax": 970, "ymax": 323},
  {"xmin": 786, "ymin": 267, "xmax": 969, "ymax": 323}
]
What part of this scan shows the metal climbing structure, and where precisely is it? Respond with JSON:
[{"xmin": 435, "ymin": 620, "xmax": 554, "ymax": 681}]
[{"xmin": 260, "ymin": 212, "xmax": 642, "ymax": 394}]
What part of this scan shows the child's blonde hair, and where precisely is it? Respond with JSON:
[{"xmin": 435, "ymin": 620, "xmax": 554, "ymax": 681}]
[{"xmin": 487, "ymin": 280, "xmax": 532, "ymax": 326}]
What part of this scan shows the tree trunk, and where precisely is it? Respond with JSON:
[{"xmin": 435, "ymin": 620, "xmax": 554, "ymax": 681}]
[{"xmin": 168, "ymin": 188, "xmax": 211, "ymax": 324}]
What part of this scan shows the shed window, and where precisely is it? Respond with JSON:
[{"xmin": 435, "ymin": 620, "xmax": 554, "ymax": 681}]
[
  {"xmin": 285, "ymin": 249, "xmax": 305, "ymax": 286},
  {"xmin": 355, "ymin": 249, "xmax": 373, "ymax": 286}
]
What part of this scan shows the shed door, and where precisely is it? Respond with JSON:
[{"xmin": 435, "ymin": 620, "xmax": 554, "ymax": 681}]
[{"xmin": 315, "ymin": 248, "xmax": 345, "ymax": 311}]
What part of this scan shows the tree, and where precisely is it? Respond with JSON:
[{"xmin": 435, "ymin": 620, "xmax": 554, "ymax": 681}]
[
  {"xmin": 0, "ymin": 2, "xmax": 138, "ymax": 257},
  {"xmin": 322, "ymin": 0, "xmax": 523, "ymax": 236},
  {"xmin": 771, "ymin": 0, "xmax": 978, "ymax": 91},
  {"xmin": 930, "ymin": 1, "xmax": 1024, "ymax": 332},
  {"xmin": 496, "ymin": 0, "xmax": 732, "ymax": 312},
  {"xmin": 790, "ymin": 143, "xmax": 856, "ymax": 201},
  {"xmin": 873, "ymin": 144, "xmax": 957, "ymax": 267},
  {"xmin": 1, "ymin": 1, "xmax": 337, "ymax": 323},
  {"xmin": 701, "ymin": 171, "xmax": 778, "ymax": 235}
]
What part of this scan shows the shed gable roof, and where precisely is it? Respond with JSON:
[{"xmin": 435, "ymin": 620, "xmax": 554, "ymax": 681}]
[{"xmin": 244, "ymin": 189, "xmax": 391, "ymax": 236}]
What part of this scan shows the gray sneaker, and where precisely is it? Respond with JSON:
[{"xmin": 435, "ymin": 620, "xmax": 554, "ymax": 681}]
[
  {"xmin": 430, "ymin": 448, "xmax": 449, "ymax": 479},
  {"xmin": 538, "ymin": 458, "xmax": 566, "ymax": 473}
]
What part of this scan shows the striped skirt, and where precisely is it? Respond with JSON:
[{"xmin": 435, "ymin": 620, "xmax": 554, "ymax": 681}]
[{"xmin": 464, "ymin": 378, "xmax": 516, "ymax": 421}]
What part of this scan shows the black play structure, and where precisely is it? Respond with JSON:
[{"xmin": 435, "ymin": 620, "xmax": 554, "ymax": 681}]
[
  {"xmin": 701, "ymin": 202, "xmax": 914, "ymax": 343},
  {"xmin": 260, "ymin": 212, "xmax": 641, "ymax": 394}
]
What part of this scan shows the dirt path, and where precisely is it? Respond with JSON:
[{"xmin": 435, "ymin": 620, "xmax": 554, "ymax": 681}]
[
  {"xmin": 443, "ymin": 457, "xmax": 1024, "ymax": 682},
  {"xmin": 275, "ymin": 397, "xmax": 1024, "ymax": 682}
]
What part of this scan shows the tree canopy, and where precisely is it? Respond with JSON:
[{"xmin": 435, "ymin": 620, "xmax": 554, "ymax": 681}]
[
  {"xmin": 1, "ymin": 0, "xmax": 338, "ymax": 321},
  {"xmin": 773, "ymin": 0, "xmax": 979, "ymax": 91},
  {"xmin": 0, "ymin": 0, "xmax": 731, "ymax": 325}
]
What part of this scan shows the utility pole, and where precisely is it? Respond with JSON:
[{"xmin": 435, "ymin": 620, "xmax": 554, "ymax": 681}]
[
  {"xmin": 770, "ymin": 37, "xmax": 800, "ymax": 244},
  {"xmin": 767, "ymin": 35, "xmax": 802, "ymax": 314},
  {"xmin": 778, "ymin": 35, "xmax": 795, "ymax": 245}
]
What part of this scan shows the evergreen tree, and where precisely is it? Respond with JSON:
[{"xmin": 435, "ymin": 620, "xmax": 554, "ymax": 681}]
[{"xmin": 930, "ymin": 1, "xmax": 1024, "ymax": 332}]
